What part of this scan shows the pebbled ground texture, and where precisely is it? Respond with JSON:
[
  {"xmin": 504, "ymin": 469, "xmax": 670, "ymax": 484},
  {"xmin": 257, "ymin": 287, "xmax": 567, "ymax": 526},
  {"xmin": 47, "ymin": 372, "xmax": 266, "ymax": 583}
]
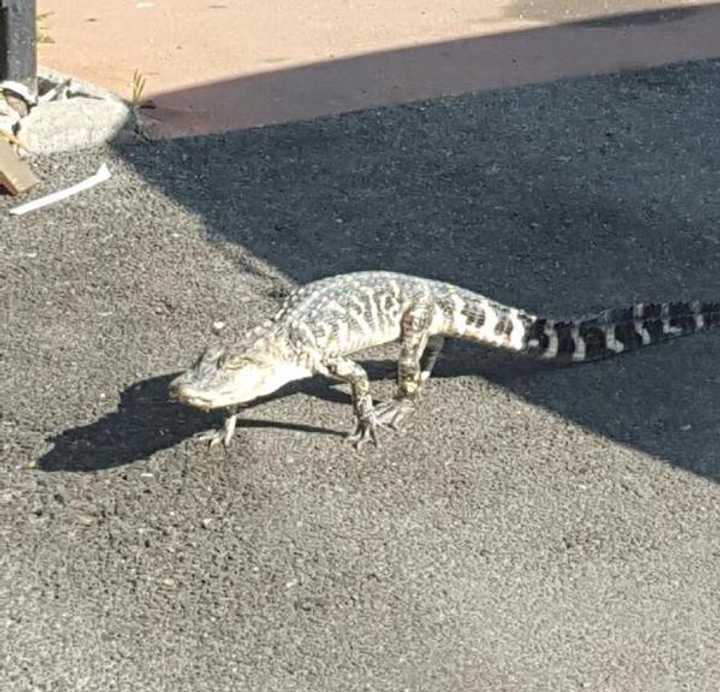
[{"xmin": 2, "ymin": 59, "xmax": 720, "ymax": 691}]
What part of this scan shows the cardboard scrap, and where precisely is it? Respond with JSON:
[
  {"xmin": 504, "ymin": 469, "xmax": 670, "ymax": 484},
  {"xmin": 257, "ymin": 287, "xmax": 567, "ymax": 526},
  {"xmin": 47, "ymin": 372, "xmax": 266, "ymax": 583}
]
[{"xmin": 0, "ymin": 137, "xmax": 39, "ymax": 195}]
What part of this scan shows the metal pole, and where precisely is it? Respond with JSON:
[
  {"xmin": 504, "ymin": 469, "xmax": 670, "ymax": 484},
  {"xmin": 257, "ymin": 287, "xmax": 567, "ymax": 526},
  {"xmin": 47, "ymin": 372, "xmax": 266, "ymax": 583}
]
[{"xmin": 0, "ymin": 0, "xmax": 37, "ymax": 99}]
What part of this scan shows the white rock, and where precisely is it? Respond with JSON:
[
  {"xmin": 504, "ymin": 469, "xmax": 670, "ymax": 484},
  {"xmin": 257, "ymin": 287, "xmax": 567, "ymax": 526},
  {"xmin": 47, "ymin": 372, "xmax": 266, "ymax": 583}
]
[{"xmin": 17, "ymin": 97, "xmax": 131, "ymax": 154}]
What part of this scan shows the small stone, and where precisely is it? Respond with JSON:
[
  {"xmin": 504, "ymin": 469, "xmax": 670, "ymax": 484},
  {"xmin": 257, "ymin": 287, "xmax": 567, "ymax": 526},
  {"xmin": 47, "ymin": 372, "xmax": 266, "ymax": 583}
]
[{"xmin": 75, "ymin": 512, "xmax": 95, "ymax": 526}]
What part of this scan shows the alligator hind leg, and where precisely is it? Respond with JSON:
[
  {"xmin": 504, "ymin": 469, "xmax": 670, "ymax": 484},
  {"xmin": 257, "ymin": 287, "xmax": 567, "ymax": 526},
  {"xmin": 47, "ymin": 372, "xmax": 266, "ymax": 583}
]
[
  {"xmin": 419, "ymin": 334, "xmax": 445, "ymax": 383},
  {"xmin": 374, "ymin": 304, "xmax": 443, "ymax": 430}
]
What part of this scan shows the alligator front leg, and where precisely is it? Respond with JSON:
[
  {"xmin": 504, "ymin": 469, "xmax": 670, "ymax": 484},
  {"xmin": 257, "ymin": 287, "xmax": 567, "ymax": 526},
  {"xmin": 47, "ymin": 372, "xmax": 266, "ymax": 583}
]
[
  {"xmin": 195, "ymin": 407, "xmax": 240, "ymax": 449},
  {"xmin": 324, "ymin": 356, "xmax": 384, "ymax": 449}
]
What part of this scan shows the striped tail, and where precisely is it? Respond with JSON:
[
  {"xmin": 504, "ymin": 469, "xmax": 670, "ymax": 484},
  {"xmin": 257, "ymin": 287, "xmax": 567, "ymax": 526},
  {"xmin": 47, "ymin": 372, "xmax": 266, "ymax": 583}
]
[{"xmin": 524, "ymin": 300, "xmax": 720, "ymax": 363}]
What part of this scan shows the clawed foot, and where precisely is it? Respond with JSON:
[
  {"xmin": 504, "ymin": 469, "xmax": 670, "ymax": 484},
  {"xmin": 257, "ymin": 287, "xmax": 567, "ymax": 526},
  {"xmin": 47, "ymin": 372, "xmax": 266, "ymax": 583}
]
[
  {"xmin": 373, "ymin": 398, "xmax": 416, "ymax": 431},
  {"xmin": 344, "ymin": 399, "xmax": 416, "ymax": 450},
  {"xmin": 194, "ymin": 412, "xmax": 238, "ymax": 450},
  {"xmin": 345, "ymin": 411, "xmax": 381, "ymax": 450}
]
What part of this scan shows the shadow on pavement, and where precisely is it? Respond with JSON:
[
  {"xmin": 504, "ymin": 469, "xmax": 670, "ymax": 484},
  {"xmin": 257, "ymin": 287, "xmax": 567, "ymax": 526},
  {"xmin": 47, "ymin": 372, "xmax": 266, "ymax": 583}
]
[
  {"xmin": 39, "ymin": 353, "xmax": 550, "ymax": 472},
  {"xmin": 38, "ymin": 374, "xmax": 344, "ymax": 472},
  {"xmin": 40, "ymin": 341, "xmax": 720, "ymax": 480},
  {"xmin": 100, "ymin": 9, "xmax": 720, "ymax": 482}
]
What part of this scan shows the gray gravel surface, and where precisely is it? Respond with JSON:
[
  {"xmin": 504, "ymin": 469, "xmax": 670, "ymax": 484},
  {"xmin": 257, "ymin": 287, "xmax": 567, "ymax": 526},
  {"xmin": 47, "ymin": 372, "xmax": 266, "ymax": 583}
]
[{"xmin": 2, "ymin": 59, "xmax": 720, "ymax": 691}]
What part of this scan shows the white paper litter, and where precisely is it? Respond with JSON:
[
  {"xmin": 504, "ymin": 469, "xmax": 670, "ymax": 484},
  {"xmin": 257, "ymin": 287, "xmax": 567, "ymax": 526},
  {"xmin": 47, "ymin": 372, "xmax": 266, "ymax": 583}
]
[{"xmin": 9, "ymin": 163, "xmax": 111, "ymax": 216}]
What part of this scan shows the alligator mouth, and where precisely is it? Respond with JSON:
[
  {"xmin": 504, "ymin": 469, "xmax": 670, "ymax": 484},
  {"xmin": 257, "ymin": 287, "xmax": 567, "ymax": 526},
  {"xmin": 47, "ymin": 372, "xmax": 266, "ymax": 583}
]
[
  {"xmin": 173, "ymin": 386, "xmax": 243, "ymax": 412},
  {"xmin": 183, "ymin": 396, "xmax": 215, "ymax": 411},
  {"xmin": 169, "ymin": 385, "xmax": 215, "ymax": 411}
]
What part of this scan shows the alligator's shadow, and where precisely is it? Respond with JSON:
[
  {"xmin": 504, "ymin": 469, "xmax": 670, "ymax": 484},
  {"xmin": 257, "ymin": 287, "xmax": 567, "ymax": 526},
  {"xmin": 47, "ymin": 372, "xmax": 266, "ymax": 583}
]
[
  {"xmin": 37, "ymin": 348, "xmax": 560, "ymax": 473},
  {"xmin": 40, "ymin": 340, "xmax": 720, "ymax": 478},
  {"xmin": 37, "ymin": 373, "xmax": 347, "ymax": 472}
]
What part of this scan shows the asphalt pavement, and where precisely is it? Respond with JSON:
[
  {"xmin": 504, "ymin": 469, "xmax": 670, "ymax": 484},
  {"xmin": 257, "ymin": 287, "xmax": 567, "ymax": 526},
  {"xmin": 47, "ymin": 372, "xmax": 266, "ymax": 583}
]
[{"xmin": 2, "ymin": 59, "xmax": 720, "ymax": 690}]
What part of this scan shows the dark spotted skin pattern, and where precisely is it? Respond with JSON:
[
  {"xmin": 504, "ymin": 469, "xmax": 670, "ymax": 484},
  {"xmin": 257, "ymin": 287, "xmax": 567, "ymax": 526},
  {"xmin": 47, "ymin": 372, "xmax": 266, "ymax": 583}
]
[
  {"xmin": 171, "ymin": 271, "xmax": 720, "ymax": 449},
  {"xmin": 526, "ymin": 300, "xmax": 720, "ymax": 363}
]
